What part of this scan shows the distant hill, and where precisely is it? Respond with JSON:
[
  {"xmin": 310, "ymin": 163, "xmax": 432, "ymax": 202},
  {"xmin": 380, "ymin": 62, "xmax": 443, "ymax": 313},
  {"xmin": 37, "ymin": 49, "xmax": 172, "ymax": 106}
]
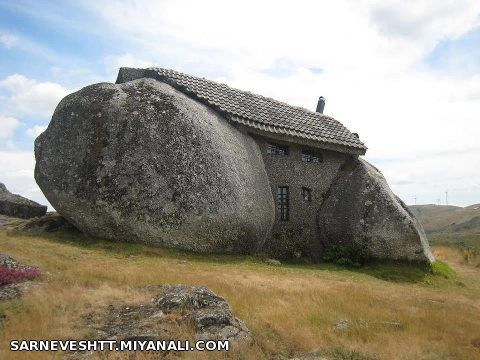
[{"xmin": 409, "ymin": 204, "xmax": 480, "ymax": 248}]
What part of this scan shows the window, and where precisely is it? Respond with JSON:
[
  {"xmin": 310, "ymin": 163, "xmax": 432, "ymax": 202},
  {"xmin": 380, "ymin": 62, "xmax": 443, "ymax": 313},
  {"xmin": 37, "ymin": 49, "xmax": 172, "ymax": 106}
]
[
  {"xmin": 301, "ymin": 149, "xmax": 322, "ymax": 162},
  {"xmin": 301, "ymin": 187, "xmax": 312, "ymax": 202},
  {"xmin": 277, "ymin": 186, "xmax": 289, "ymax": 221},
  {"xmin": 267, "ymin": 143, "xmax": 289, "ymax": 156}
]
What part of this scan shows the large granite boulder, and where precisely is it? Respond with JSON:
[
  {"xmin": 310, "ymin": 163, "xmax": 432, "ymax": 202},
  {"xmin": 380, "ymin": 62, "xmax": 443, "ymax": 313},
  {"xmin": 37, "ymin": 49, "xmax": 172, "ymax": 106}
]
[
  {"xmin": 0, "ymin": 183, "xmax": 47, "ymax": 219},
  {"xmin": 317, "ymin": 159, "xmax": 434, "ymax": 263},
  {"xmin": 34, "ymin": 78, "xmax": 274, "ymax": 253}
]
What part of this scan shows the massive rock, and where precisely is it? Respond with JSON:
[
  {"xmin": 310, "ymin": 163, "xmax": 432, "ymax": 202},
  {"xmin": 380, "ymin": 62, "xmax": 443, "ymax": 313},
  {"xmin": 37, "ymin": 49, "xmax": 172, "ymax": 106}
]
[
  {"xmin": 34, "ymin": 78, "xmax": 274, "ymax": 253},
  {"xmin": 317, "ymin": 159, "xmax": 434, "ymax": 263},
  {"xmin": 0, "ymin": 183, "xmax": 47, "ymax": 219}
]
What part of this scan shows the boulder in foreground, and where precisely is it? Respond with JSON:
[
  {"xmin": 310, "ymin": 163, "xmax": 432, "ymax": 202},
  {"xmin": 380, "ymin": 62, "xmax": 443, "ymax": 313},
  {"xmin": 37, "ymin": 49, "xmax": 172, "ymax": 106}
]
[
  {"xmin": 83, "ymin": 284, "xmax": 252, "ymax": 347},
  {"xmin": 0, "ymin": 183, "xmax": 47, "ymax": 219}
]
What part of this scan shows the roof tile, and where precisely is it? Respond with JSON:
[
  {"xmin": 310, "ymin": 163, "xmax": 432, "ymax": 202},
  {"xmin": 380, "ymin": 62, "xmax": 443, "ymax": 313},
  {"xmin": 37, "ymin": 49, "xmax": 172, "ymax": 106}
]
[{"xmin": 116, "ymin": 67, "xmax": 367, "ymax": 154}]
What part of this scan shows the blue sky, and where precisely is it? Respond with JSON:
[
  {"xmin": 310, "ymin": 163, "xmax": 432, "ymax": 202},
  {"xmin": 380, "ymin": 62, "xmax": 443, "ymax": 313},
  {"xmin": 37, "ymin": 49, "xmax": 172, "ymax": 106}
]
[{"xmin": 1, "ymin": 0, "xmax": 480, "ymax": 207}]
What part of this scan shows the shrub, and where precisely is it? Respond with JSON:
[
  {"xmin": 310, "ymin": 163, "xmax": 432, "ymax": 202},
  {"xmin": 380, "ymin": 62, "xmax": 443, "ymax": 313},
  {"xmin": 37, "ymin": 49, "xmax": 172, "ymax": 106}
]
[
  {"xmin": 322, "ymin": 243, "xmax": 370, "ymax": 267},
  {"xmin": 0, "ymin": 266, "xmax": 40, "ymax": 286},
  {"xmin": 429, "ymin": 260, "xmax": 455, "ymax": 279}
]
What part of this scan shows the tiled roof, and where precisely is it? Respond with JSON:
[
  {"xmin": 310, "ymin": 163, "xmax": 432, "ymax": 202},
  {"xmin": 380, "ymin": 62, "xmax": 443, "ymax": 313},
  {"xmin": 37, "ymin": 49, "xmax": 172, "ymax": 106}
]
[{"xmin": 116, "ymin": 67, "xmax": 367, "ymax": 155}]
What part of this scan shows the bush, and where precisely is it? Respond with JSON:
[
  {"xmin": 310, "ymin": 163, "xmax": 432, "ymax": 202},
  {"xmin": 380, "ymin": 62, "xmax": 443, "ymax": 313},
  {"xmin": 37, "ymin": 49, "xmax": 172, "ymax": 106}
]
[
  {"xmin": 429, "ymin": 260, "xmax": 455, "ymax": 279},
  {"xmin": 323, "ymin": 243, "xmax": 370, "ymax": 267},
  {"xmin": 0, "ymin": 266, "xmax": 40, "ymax": 286}
]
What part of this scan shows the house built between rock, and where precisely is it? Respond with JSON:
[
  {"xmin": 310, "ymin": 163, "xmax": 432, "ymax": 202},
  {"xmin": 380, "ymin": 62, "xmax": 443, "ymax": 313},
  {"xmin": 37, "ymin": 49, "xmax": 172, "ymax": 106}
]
[{"xmin": 34, "ymin": 67, "xmax": 434, "ymax": 263}]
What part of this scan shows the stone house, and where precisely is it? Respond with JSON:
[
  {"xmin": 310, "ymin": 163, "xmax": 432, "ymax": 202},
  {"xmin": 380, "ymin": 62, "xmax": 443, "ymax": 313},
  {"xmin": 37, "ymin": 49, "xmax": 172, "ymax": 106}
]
[
  {"xmin": 35, "ymin": 67, "xmax": 433, "ymax": 263},
  {"xmin": 116, "ymin": 68, "xmax": 366, "ymax": 257}
]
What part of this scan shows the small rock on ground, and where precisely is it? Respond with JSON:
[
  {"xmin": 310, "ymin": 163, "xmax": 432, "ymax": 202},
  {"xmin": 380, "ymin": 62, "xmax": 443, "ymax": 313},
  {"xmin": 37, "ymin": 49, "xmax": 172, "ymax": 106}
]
[
  {"xmin": 265, "ymin": 258, "xmax": 281, "ymax": 266},
  {"xmin": 332, "ymin": 319, "xmax": 402, "ymax": 330}
]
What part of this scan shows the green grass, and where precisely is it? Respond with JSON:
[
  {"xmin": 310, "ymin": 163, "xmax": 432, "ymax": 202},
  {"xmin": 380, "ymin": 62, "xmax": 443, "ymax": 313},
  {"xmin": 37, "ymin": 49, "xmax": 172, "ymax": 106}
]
[
  {"xmin": 431, "ymin": 260, "xmax": 456, "ymax": 279},
  {"xmin": 1, "ymin": 230, "xmax": 479, "ymax": 359},
  {"xmin": 6, "ymin": 229, "xmax": 459, "ymax": 289}
]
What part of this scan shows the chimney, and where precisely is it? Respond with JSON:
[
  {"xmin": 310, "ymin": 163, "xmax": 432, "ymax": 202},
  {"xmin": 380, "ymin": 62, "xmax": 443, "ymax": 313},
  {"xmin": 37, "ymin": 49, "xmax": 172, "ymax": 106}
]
[{"xmin": 316, "ymin": 96, "xmax": 325, "ymax": 114}]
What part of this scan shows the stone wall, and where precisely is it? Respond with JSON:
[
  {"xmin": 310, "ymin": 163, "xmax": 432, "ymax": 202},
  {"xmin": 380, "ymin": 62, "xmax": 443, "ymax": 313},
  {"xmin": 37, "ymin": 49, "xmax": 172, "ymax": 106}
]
[{"xmin": 251, "ymin": 135, "xmax": 348, "ymax": 259}]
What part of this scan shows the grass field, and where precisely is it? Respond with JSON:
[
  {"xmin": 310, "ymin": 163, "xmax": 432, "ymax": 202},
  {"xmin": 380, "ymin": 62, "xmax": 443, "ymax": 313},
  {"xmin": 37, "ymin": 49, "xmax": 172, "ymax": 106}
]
[{"xmin": 0, "ymin": 229, "xmax": 479, "ymax": 359}]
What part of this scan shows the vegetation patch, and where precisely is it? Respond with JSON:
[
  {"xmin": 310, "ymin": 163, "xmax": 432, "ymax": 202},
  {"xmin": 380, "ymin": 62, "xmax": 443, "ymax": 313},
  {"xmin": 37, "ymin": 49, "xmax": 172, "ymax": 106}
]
[
  {"xmin": 322, "ymin": 346, "xmax": 380, "ymax": 360},
  {"xmin": 0, "ymin": 266, "xmax": 39, "ymax": 286},
  {"xmin": 322, "ymin": 243, "xmax": 371, "ymax": 267},
  {"xmin": 430, "ymin": 260, "xmax": 455, "ymax": 279}
]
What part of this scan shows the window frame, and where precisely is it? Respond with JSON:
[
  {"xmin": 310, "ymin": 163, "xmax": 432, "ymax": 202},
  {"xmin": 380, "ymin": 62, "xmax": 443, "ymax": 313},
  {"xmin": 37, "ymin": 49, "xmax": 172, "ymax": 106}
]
[
  {"xmin": 301, "ymin": 149, "xmax": 322, "ymax": 163},
  {"xmin": 267, "ymin": 143, "xmax": 289, "ymax": 156},
  {"xmin": 277, "ymin": 186, "xmax": 290, "ymax": 221}
]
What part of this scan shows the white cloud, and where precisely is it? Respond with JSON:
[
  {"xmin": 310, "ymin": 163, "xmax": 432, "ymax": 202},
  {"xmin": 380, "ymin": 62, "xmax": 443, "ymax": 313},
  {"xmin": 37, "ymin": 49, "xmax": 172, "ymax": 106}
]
[
  {"xmin": 377, "ymin": 148, "xmax": 480, "ymax": 206},
  {"xmin": 0, "ymin": 74, "xmax": 70, "ymax": 117},
  {"xmin": 0, "ymin": 33, "xmax": 18, "ymax": 48},
  {"xmin": 26, "ymin": 124, "xmax": 47, "ymax": 138},
  {"xmin": 0, "ymin": 115, "xmax": 21, "ymax": 139},
  {"xmin": 368, "ymin": 0, "xmax": 480, "ymax": 42},
  {"xmin": 105, "ymin": 53, "xmax": 155, "ymax": 70},
  {"xmin": 0, "ymin": 151, "xmax": 51, "ymax": 208}
]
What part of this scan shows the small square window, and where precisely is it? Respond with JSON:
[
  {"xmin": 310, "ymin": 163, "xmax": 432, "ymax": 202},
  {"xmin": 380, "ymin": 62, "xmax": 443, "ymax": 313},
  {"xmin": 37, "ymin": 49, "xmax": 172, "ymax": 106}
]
[
  {"xmin": 302, "ymin": 149, "xmax": 322, "ymax": 162},
  {"xmin": 267, "ymin": 143, "xmax": 289, "ymax": 156},
  {"xmin": 301, "ymin": 187, "xmax": 312, "ymax": 202}
]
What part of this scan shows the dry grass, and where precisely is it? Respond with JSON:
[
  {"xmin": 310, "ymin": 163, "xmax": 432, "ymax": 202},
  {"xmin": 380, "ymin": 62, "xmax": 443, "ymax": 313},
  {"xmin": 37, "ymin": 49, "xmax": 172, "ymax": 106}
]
[{"xmin": 0, "ymin": 230, "xmax": 479, "ymax": 359}]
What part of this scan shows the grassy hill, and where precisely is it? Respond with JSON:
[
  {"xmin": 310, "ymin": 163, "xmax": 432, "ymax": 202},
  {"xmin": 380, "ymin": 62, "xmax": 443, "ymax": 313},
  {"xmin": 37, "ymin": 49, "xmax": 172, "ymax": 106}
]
[
  {"xmin": 0, "ymin": 229, "xmax": 479, "ymax": 359},
  {"xmin": 410, "ymin": 204, "xmax": 480, "ymax": 248}
]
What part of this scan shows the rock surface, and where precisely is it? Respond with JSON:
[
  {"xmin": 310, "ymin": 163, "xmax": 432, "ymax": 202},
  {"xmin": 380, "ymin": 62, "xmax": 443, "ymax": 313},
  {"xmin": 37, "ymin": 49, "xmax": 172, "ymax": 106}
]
[
  {"xmin": 264, "ymin": 258, "xmax": 282, "ymax": 266},
  {"xmin": 0, "ymin": 183, "xmax": 47, "ymax": 219},
  {"xmin": 35, "ymin": 78, "xmax": 274, "ymax": 254},
  {"xmin": 84, "ymin": 284, "xmax": 252, "ymax": 345},
  {"xmin": 14, "ymin": 213, "xmax": 77, "ymax": 233},
  {"xmin": 152, "ymin": 284, "xmax": 252, "ymax": 342},
  {"xmin": 317, "ymin": 159, "xmax": 434, "ymax": 263}
]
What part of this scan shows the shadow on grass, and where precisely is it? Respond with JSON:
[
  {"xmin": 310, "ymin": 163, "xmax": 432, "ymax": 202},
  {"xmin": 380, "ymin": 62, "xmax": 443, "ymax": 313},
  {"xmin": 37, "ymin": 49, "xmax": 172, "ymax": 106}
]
[
  {"xmin": 6, "ymin": 229, "xmax": 455, "ymax": 285},
  {"xmin": 5, "ymin": 229, "xmax": 258, "ymax": 265},
  {"xmin": 279, "ymin": 258, "xmax": 434, "ymax": 283}
]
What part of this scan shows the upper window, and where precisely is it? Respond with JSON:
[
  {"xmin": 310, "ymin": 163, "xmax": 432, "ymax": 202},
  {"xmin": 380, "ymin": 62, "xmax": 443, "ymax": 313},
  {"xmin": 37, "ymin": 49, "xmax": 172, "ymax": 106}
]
[
  {"xmin": 267, "ymin": 143, "xmax": 289, "ymax": 156},
  {"xmin": 301, "ymin": 149, "xmax": 322, "ymax": 163}
]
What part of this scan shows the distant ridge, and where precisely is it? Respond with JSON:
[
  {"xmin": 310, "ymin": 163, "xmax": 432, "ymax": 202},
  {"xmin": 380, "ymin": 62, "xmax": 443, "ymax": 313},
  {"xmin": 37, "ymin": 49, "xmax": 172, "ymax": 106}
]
[{"xmin": 409, "ymin": 204, "xmax": 480, "ymax": 234}]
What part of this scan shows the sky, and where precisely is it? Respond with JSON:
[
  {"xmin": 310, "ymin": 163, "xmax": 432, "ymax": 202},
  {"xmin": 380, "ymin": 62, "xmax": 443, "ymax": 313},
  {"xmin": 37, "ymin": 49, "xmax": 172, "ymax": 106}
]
[{"xmin": 0, "ymin": 0, "xmax": 479, "ymax": 207}]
